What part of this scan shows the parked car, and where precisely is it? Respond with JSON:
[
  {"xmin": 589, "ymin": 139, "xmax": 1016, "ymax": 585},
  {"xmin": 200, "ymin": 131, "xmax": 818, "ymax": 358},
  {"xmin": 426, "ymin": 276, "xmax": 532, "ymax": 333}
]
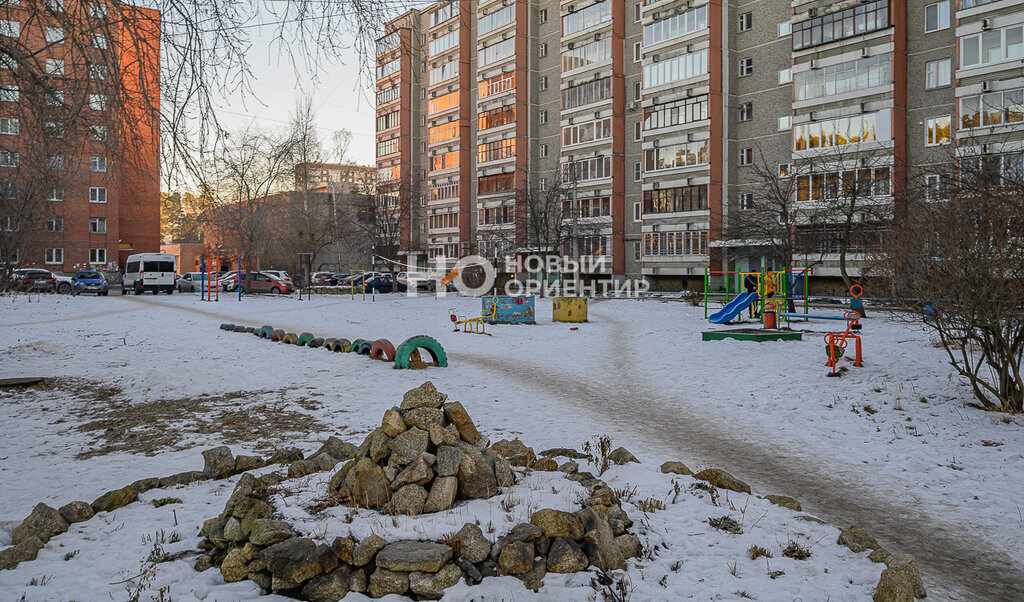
[
  {"xmin": 219, "ymin": 272, "xmax": 238, "ymax": 292},
  {"xmin": 176, "ymin": 272, "xmax": 213, "ymax": 293},
  {"xmin": 397, "ymin": 271, "xmax": 433, "ymax": 292},
  {"xmin": 363, "ymin": 274, "xmax": 405, "ymax": 294},
  {"xmin": 12, "ymin": 268, "xmax": 56, "ymax": 292},
  {"xmin": 72, "ymin": 270, "xmax": 109, "ymax": 296},
  {"xmin": 311, "ymin": 271, "xmax": 335, "ymax": 285},
  {"xmin": 122, "ymin": 252, "xmax": 176, "ymax": 294},
  {"xmin": 330, "ymin": 272, "xmax": 350, "ymax": 285},
  {"xmin": 235, "ymin": 271, "xmax": 292, "ymax": 294},
  {"xmin": 263, "ymin": 270, "xmax": 293, "ymax": 288}
]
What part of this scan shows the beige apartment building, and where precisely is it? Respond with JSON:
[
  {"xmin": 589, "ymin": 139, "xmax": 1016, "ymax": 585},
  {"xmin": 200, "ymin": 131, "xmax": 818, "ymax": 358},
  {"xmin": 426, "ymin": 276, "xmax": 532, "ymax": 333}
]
[{"xmin": 375, "ymin": 0, "xmax": 1024, "ymax": 291}]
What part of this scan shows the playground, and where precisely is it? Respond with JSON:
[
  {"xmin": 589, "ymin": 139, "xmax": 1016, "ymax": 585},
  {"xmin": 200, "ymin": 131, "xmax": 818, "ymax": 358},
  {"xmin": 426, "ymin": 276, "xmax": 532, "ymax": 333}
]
[{"xmin": 0, "ymin": 292, "xmax": 1021, "ymax": 599}]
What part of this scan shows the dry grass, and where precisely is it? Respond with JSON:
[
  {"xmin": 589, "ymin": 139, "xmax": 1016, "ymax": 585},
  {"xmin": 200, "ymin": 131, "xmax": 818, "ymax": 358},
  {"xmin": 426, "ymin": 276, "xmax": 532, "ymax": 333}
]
[
  {"xmin": 635, "ymin": 497, "xmax": 666, "ymax": 513},
  {"xmin": 747, "ymin": 544, "xmax": 773, "ymax": 560},
  {"xmin": 782, "ymin": 540, "xmax": 811, "ymax": 560}
]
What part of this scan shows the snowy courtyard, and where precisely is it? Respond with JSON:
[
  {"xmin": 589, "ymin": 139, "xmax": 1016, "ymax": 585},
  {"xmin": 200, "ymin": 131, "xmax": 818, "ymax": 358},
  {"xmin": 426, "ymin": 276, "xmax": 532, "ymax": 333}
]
[{"xmin": 0, "ymin": 292, "xmax": 1021, "ymax": 600}]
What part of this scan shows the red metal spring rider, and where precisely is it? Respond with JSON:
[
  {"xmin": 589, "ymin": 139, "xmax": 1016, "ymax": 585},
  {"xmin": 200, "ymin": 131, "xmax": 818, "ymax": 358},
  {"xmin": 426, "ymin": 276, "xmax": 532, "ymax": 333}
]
[{"xmin": 825, "ymin": 286, "xmax": 864, "ymax": 377}]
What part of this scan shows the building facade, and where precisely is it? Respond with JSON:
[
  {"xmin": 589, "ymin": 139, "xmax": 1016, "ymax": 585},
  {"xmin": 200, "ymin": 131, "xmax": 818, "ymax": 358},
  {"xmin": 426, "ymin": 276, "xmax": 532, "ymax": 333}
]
[
  {"xmin": 0, "ymin": 0, "xmax": 161, "ymax": 274},
  {"xmin": 375, "ymin": 0, "xmax": 1024, "ymax": 291}
]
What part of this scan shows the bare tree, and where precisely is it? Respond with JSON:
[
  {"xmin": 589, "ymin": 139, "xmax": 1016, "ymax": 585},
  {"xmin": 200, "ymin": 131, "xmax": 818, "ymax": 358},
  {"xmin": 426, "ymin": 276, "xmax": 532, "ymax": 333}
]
[
  {"xmin": 883, "ymin": 150, "xmax": 1024, "ymax": 413},
  {"xmin": 352, "ymin": 173, "xmax": 417, "ymax": 281}
]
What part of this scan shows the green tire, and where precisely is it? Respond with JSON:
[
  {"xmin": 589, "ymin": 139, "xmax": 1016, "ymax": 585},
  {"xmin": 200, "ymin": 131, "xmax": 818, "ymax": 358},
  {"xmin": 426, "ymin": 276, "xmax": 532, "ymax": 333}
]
[{"xmin": 394, "ymin": 335, "xmax": 448, "ymax": 369}]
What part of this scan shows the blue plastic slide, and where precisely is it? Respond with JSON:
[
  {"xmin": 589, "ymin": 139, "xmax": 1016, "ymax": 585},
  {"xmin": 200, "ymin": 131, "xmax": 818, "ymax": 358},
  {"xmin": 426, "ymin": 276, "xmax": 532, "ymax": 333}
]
[{"xmin": 709, "ymin": 292, "xmax": 759, "ymax": 324}]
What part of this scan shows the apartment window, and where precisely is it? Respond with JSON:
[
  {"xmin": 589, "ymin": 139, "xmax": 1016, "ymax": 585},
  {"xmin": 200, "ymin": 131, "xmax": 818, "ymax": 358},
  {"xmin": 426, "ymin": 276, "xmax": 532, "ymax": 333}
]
[
  {"xmin": 739, "ymin": 58, "xmax": 753, "ymax": 77},
  {"xmin": 0, "ymin": 20, "xmax": 19, "ymax": 38},
  {"xmin": 540, "ymin": 144, "xmax": 548, "ymax": 158},
  {"xmin": 89, "ymin": 125, "xmax": 107, "ymax": 141},
  {"xmin": 779, "ymin": 163, "xmax": 792, "ymax": 177},
  {"xmin": 419, "ymin": 89, "xmax": 425, "ymax": 99},
  {"xmin": 420, "ymin": 116, "xmax": 425, "ymax": 126},
  {"xmin": 91, "ymin": 34, "xmax": 108, "ymax": 49},
  {"xmin": 960, "ymin": 25, "xmax": 1024, "ymax": 69},
  {"xmin": 428, "ymin": 90, "xmax": 458, "ymax": 114},
  {"xmin": 540, "ymin": 110, "xmax": 548, "ymax": 124},
  {"xmin": 925, "ymin": 174, "xmax": 947, "ymax": 200},
  {"xmin": 634, "ymin": 241, "xmax": 641, "ymax": 260},
  {"xmin": 634, "ymin": 42, "xmax": 641, "ymax": 63},
  {"xmin": 634, "ymin": 162, "xmax": 641, "ymax": 182},
  {"xmin": 643, "ymin": 231, "xmax": 707, "ymax": 256},
  {"xmin": 44, "ymin": 121, "xmax": 63, "ymax": 138},
  {"xmin": 739, "ymin": 148, "xmax": 753, "ymax": 166},
  {"xmin": 89, "ymin": 248, "xmax": 106, "ymax": 264},
  {"xmin": 88, "ymin": 64, "xmax": 108, "ymax": 81},
  {"xmin": 738, "ymin": 102, "xmax": 752, "ymax": 122},
  {"xmin": 738, "ymin": 13, "xmax": 752, "ymax": 32},
  {"xmin": 428, "ymin": 59, "xmax": 458, "ymax": 84},
  {"xmin": 633, "ymin": 202, "xmax": 641, "ymax": 222},
  {"xmin": 739, "ymin": 193, "xmax": 754, "ymax": 211},
  {"xmin": 0, "ymin": 52, "xmax": 15, "ymax": 69},
  {"xmin": 47, "ymin": 154, "xmax": 64, "ymax": 171},
  {"xmin": 0, "ymin": 150, "xmax": 18, "ymax": 167},
  {"xmin": 478, "ymin": 105, "xmax": 515, "ymax": 131},
  {"xmin": 539, "ymin": 76, "xmax": 548, "ymax": 91},
  {"xmin": 89, "ymin": 94, "xmax": 107, "ymax": 110},
  {"xmin": 644, "ymin": 95, "xmax": 708, "ymax": 129},
  {"xmin": 90, "ymin": 217, "xmax": 106, "ymax": 233},
  {"xmin": 778, "ymin": 68, "xmax": 792, "ymax": 85},
  {"xmin": 45, "ymin": 58, "xmax": 63, "ymax": 75},
  {"xmin": 644, "ymin": 5, "xmax": 708, "ymax": 46},
  {"xmin": 45, "ymin": 216, "xmax": 63, "ymax": 232},
  {"xmin": 539, "ymin": 178, "xmax": 547, "ymax": 191},
  {"xmin": 795, "ymin": 168, "xmax": 890, "ymax": 201},
  {"xmin": 644, "ymin": 141, "xmax": 708, "ymax": 171},
  {"xmin": 643, "ymin": 50, "xmax": 707, "ymax": 89},
  {"xmin": 925, "ymin": 2, "xmax": 949, "ymax": 34},
  {"xmin": 46, "ymin": 0, "xmax": 63, "ymax": 11},
  {"xmin": 925, "ymin": 59, "xmax": 951, "ymax": 89},
  {"xmin": 539, "ymin": 43, "xmax": 547, "ymax": 58},
  {"xmin": 89, "ymin": 186, "xmax": 107, "ymax": 203},
  {"xmin": 960, "ymin": 87, "xmax": 1024, "ymax": 128},
  {"xmin": 428, "ymin": 122, "xmax": 458, "ymax": 144},
  {"xmin": 538, "ymin": 8, "xmax": 547, "ymax": 24},
  {"xmin": 430, "ymin": 150, "xmax": 459, "ymax": 171},
  {"xmin": 0, "ymin": 117, "xmax": 17, "ymax": 134},
  {"xmin": 795, "ymin": 55, "xmax": 891, "ymax": 101},
  {"xmin": 792, "ymin": 1, "xmax": 890, "ymax": 51},
  {"xmin": 45, "ymin": 248, "xmax": 63, "ymax": 264},
  {"xmin": 794, "ymin": 112, "xmax": 882, "ymax": 150},
  {"xmin": 0, "ymin": 215, "xmax": 15, "ymax": 231},
  {"xmin": 778, "ymin": 22, "xmax": 792, "ymax": 37},
  {"xmin": 429, "ymin": 30, "xmax": 459, "ymax": 56},
  {"xmin": 477, "ymin": 139, "xmax": 516, "ymax": 163},
  {"xmin": 0, "ymin": 84, "xmax": 18, "ymax": 102},
  {"xmin": 563, "ymin": 2, "xmax": 612, "ymax": 37},
  {"xmin": 46, "ymin": 90, "xmax": 64, "ymax": 106},
  {"xmin": 420, "ymin": 142, "xmax": 426, "ymax": 153},
  {"xmin": 778, "ymin": 116, "xmax": 792, "ymax": 131},
  {"xmin": 89, "ymin": 2, "xmax": 107, "ymax": 18},
  {"xmin": 478, "ymin": 38, "xmax": 515, "ymax": 67},
  {"xmin": 44, "ymin": 26, "xmax": 63, "ymax": 44},
  {"xmin": 634, "ymin": 81, "xmax": 641, "ymax": 100},
  {"xmin": 926, "ymin": 116, "xmax": 951, "ymax": 146},
  {"xmin": 47, "ymin": 187, "xmax": 63, "ymax": 201},
  {"xmin": 634, "ymin": 121, "xmax": 641, "ymax": 141},
  {"xmin": 479, "ymin": 72, "xmax": 515, "ymax": 99},
  {"xmin": 561, "ymin": 38, "xmax": 612, "ymax": 72},
  {"xmin": 634, "ymin": 3, "xmax": 641, "ymax": 23}
]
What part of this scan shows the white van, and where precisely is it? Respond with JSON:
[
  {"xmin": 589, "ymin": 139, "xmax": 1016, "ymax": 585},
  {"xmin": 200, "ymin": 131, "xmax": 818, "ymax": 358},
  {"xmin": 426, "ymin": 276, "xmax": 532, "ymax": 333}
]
[{"xmin": 122, "ymin": 253, "xmax": 177, "ymax": 295}]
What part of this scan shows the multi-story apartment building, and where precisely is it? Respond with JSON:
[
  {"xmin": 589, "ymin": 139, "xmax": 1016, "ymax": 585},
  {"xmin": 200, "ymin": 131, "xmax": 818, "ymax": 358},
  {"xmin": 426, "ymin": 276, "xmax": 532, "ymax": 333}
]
[
  {"xmin": 294, "ymin": 162, "xmax": 375, "ymax": 193},
  {"xmin": 376, "ymin": 0, "xmax": 1024, "ymax": 291},
  {"xmin": 0, "ymin": 0, "xmax": 160, "ymax": 274}
]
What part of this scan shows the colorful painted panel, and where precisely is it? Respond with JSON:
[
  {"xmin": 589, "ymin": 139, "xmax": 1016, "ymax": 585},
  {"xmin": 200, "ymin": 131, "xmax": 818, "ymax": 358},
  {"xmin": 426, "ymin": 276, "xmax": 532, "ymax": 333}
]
[{"xmin": 483, "ymin": 295, "xmax": 536, "ymax": 324}]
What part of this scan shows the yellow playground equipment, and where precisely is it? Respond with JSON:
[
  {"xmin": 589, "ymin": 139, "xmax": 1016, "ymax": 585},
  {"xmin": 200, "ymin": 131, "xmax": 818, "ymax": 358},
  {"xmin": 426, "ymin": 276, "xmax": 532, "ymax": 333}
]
[{"xmin": 449, "ymin": 298, "xmax": 498, "ymax": 335}]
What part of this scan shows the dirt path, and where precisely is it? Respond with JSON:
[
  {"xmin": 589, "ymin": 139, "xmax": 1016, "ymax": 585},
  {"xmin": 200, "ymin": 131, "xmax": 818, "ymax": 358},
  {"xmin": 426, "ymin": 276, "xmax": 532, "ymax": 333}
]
[
  {"xmin": 111, "ymin": 295, "xmax": 1023, "ymax": 599},
  {"xmin": 458, "ymin": 303, "xmax": 1023, "ymax": 601}
]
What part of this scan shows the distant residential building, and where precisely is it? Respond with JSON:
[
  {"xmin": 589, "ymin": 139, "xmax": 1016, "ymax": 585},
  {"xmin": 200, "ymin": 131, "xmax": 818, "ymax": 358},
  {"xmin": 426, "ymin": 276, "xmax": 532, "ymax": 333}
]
[{"xmin": 294, "ymin": 163, "xmax": 375, "ymax": 194}]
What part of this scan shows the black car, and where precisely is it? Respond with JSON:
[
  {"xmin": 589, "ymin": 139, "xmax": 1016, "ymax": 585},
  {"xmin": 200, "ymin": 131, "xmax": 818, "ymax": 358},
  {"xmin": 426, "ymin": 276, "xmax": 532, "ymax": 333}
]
[{"xmin": 13, "ymin": 269, "xmax": 56, "ymax": 292}]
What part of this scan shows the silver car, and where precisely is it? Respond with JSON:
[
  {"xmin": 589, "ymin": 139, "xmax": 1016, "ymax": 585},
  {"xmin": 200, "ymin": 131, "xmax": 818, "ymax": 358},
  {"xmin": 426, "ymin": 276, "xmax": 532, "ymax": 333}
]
[{"xmin": 176, "ymin": 272, "xmax": 212, "ymax": 293}]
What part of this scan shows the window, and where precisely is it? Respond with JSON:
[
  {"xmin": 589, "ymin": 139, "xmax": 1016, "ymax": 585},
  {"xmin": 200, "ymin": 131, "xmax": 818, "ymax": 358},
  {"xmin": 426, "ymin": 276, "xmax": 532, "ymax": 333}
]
[
  {"xmin": 643, "ymin": 231, "xmax": 708, "ymax": 256},
  {"xmin": 926, "ymin": 116, "xmax": 951, "ymax": 146},
  {"xmin": 634, "ymin": 3, "xmax": 641, "ymax": 23},
  {"xmin": 89, "ymin": 94, "xmax": 107, "ymax": 110},
  {"xmin": 561, "ymin": 38, "xmax": 612, "ymax": 72},
  {"xmin": 634, "ymin": 81, "xmax": 641, "ymax": 100},
  {"xmin": 427, "ymin": 212, "xmax": 459, "ymax": 231},
  {"xmin": 778, "ymin": 116, "xmax": 792, "ymax": 131},
  {"xmin": 376, "ymin": 111, "xmax": 399, "ymax": 130},
  {"xmin": 430, "ymin": 150, "xmax": 459, "ymax": 171},
  {"xmin": 44, "ymin": 26, "xmax": 62, "ymax": 43},
  {"xmin": 428, "ymin": 60, "xmax": 458, "ymax": 85},
  {"xmin": 477, "ymin": 205, "xmax": 515, "ymax": 225},
  {"xmin": 643, "ymin": 50, "xmax": 707, "ymax": 89},
  {"xmin": 89, "ymin": 125, "xmax": 107, "ymax": 141},
  {"xmin": 538, "ymin": 8, "xmax": 547, "ymax": 24},
  {"xmin": 925, "ymin": 59, "xmax": 950, "ymax": 89},
  {"xmin": 429, "ymin": 2, "xmax": 457, "ymax": 27},
  {"xmin": 539, "ymin": 76, "xmax": 548, "ymax": 91},
  {"xmin": 44, "ymin": 121, "xmax": 63, "ymax": 138},
  {"xmin": 740, "ymin": 193, "xmax": 754, "ymax": 211},
  {"xmin": 779, "ymin": 22, "xmax": 792, "ymax": 37},
  {"xmin": 45, "ymin": 216, "xmax": 63, "ymax": 232},
  {"xmin": 960, "ymin": 87, "xmax": 1024, "ymax": 128},
  {"xmin": 91, "ymin": 34, "xmax": 108, "ymax": 49},
  {"xmin": 0, "ymin": 20, "xmax": 19, "ymax": 38},
  {"xmin": 47, "ymin": 187, "xmax": 63, "ymax": 201},
  {"xmin": 779, "ymin": 163, "xmax": 792, "ymax": 178},
  {"xmin": 46, "ymin": 0, "xmax": 63, "ymax": 11},
  {"xmin": 377, "ymin": 58, "xmax": 400, "ymax": 79},
  {"xmin": 376, "ymin": 85, "xmax": 399, "ymax": 105},
  {"xmin": 0, "ymin": 215, "xmax": 15, "ymax": 230},
  {"xmin": 562, "ymin": 77, "xmax": 613, "ymax": 109},
  {"xmin": 634, "ymin": 121, "xmax": 641, "ymax": 141},
  {"xmin": 633, "ymin": 202, "xmax": 641, "ymax": 222},
  {"xmin": 0, "ymin": 84, "xmax": 18, "ymax": 102},
  {"xmin": 89, "ymin": 248, "xmax": 106, "ymax": 264},
  {"xmin": 428, "ymin": 122, "xmax": 458, "ymax": 144},
  {"xmin": 795, "ymin": 168, "xmax": 890, "ymax": 201},
  {"xmin": 960, "ymin": 25, "xmax": 1024, "ymax": 69},
  {"xmin": 634, "ymin": 42, "xmax": 641, "ymax": 62},
  {"xmin": 0, "ymin": 52, "xmax": 15, "ymax": 69},
  {"xmin": 739, "ymin": 148, "xmax": 753, "ymax": 166},
  {"xmin": 477, "ymin": 139, "xmax": 515, "ymax": 163},
  {"xmin": 90, "ymin": 186, "xmax": 107, "ymax": 203},
  {"xmin": 563, "ymin": 156, "xmax": 612, "ymax": 182},
  {"xmin": 644, "ymin": 141, "xmax": 709, "ymax": 171},
  {"xmin": 429, "ymin": 30, "xmax": 459, "ymax": 56},
  {"xmin": 924, "ymin": 2, "xmax": 949, "ymax": 34},
  {"xmin": 45, "ymin": 248, "xmax": 63, "ymax": 264},
  {"xmin": 478, "ymin": 105, "xmax": 515, "ymax": 131},
  {"xmin": 563, "ymin": 1, "xmax": 612, "ymax": 37},
  {"xmin": 428, "ymin": 90, "xmax": 458, "ymax": 114},
  {"xmin": 90, "ymin": 217, "xmax": 106, "ymax": 233},
  {"xmin": 539, "ymin": 43, "xmax": 547, "ymax": 58},
  {"xmin": 562, "ymin": 196, "xmax": 611, "ymax": 219},
  {"xmin": 925, "ymin": 174, "xmax": 948, "ymax": 201},
  {"xmin": 794, "ymin": 55, "xmax": 891, "ymax": 101},
  {"xmin": 479, "ymin": 72, "xmax": 514, "ymax": 99},
  {"xmin": 540, "ymin": 110, "xmax": 548, "ymax": 124},
  {"xmin": 376, "ymin": 138, "xmax": 399, "ymax": 156},
  {"xmin": 634, "ymin": 162, "xmax": 641, "ymax": 182},
  {"xmin": 739, "ymin": 57, "xmax": 753, "ymax": 77},
  {"xmin": 0, "ymin": 247, "xmax": 17, "ymax": 264},
  {"xmin": 375, "ymin": 32, "xmax": 398, "ymax": 55},
  {"xmin": 539, "ymin": 144, "xmax": 548, "ymax": 158},
  {"xmin": 478, "ymin": 38, "xmax": 515, "ymax": 67},
  {"xmin": 0, "ymin": 150, "xmax": 18, "ymax": 167},
  {"xmin": 738, "ymin": 13, "xmax": 752, "ymax": 32},
  {"xmin": 47, "ymin": 155, "xmax": 64, "ymax": 171},
  {"xmin": 778, "ymin": 68, "xmax": 792, "ymax": 85},
  {"xmin": 634, "ymin": 241, "xmax": 641, "ymax": 260},
  {"xmin": 0, "ymin": 117, "xmax": 18, "ymax": 135},
  {"xmin": 90, "ymin": 2, "xmax": 107, "ymax": 18},
  {"xmin": 539, "ymin": 178, "xmax": 547, "ymax": 191},
  {"xmin": 46, "ymin": 90, "xmax": 64, "ymax": 105},
  {"xmin": 45, "ymin": 58, "xmax": 63, "ymax": 75},
  {"xmin": 792, "ymin": 1, "xmax": 889, "ymax": 51},
  {"xmin": 738, "ymin": 102, "xmax": 752, "ymax": 122},
  {"xmin": 793, "ymin": 112, "xmax": 882, "ymax": 150},
  {"xmin": 644, "ymin": 5, "xmax": 707, "ymax": 46},
  {"xmin": 429, "ymin": 181, "xmax": 459, "ymax": 200}
]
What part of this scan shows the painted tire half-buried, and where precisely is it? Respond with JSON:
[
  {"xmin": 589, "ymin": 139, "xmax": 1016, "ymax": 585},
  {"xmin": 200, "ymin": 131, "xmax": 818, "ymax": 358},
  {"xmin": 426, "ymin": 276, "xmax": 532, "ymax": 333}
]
[
  {"xmin": 220, "ymin": 323, "xmax": 235, "ymax": 331},
  {"xmin": 283, "ymin": 333, "xmax": 299, "ymax": 345},
  {"xmin": 394, "ymin": 335, "xmax": 448, "ymax": 370},
  {"xmin": 308, "ymin": 337, "xmax": 325, "ymax": 349},
  {"xmin": 297, "ymin": 332, "xmax": 315, "ymax": 346},
  {"xmin": 357, "ymin": 341, "xmax": 373, "ymax": 355},
  {"xmin": 370, "ymin": 339, "xmax": 396, "ymax": 361},
  {"xmin": 271, "ymin": 329, "xmax": 286, "ymax": 342},
  {"xmin": 324, "ymin": 337, "xmax": 337, "ymax": 349},
  {"xmin": 233, "ymin": 325, "xmax": 247, "ymax": 333},
  {"xmin": 258, "ymin": 325, "xmax": 274, "ymax": 338},
  {"xmin": 244, "ymin": 326, "xmax": 256, "ymax": 333},
  {"xmin": 349, "ymin": 339, "xmax": 367, "ymax": 353},
  {"xmin": 331, "ymin": 338, "xmax": 352, "ymax": 352}
]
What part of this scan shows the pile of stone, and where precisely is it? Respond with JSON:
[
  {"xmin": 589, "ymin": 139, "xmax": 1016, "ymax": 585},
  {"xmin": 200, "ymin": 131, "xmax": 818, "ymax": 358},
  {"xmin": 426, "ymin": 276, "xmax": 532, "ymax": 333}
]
[
  {"xmin": 196, "ymin": 469, "xmax": 639, "ymax": 600},
  {"xmin": 328, "ymin": 381, "xmax": 516, "ymax": 515}
]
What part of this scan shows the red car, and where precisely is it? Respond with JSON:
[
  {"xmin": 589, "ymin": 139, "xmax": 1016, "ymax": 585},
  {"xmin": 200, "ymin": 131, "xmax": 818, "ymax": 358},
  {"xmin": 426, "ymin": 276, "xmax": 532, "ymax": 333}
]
[{"xmin": 230, "ymin": 271, "xmax": 292, "ymax": 294}]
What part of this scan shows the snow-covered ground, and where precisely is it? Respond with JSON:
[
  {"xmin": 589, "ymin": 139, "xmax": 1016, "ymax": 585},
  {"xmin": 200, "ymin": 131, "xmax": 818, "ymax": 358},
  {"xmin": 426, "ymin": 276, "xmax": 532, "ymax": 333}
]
[{"xmin": 0, "ymin": 292, "xmax": 1022, "ymax": 600}]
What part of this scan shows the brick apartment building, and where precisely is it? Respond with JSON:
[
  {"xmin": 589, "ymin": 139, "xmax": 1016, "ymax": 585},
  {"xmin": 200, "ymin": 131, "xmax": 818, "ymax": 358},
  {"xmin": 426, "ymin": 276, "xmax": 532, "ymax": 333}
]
[
  {"xmin": 0, "ymin": 0, "xmax": 160, "ymax": 274},
  {"xmin": 375, "ymin": 0, "xmax": 1024, "ymax": 291}
]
